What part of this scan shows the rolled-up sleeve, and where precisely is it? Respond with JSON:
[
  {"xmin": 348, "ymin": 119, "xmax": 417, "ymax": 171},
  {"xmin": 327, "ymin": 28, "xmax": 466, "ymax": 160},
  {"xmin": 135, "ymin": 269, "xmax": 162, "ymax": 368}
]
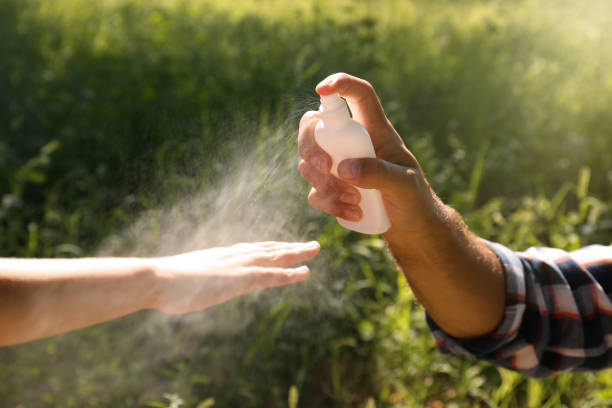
[{"xmin": 427, "ymin": 242, "xmax": 612, "ymax": 377}]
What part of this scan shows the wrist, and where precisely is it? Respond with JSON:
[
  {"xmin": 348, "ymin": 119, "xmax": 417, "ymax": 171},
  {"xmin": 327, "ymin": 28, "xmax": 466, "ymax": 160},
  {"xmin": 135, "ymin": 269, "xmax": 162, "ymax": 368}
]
[
  {"xmin": 383, "ymin": 202, "xmax": 465, "ymax": 269},
  {"xmin": 142, "ymin": 257, "xmax": 169, "ymax": 311},
  {"xmin": 384, "ymin": 193, "xmax": 450, "ymax": 247}
]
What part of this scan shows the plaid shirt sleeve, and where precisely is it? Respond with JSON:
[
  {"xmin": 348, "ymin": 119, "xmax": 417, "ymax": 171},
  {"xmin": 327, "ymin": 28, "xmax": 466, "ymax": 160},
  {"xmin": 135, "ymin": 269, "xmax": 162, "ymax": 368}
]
[{"xmin": 426, "ymin": 241, "xmax": 612, "ymax": 377}]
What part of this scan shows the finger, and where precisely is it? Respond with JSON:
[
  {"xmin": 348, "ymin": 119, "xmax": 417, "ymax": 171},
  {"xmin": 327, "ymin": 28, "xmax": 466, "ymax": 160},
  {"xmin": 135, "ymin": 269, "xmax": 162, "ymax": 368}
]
[
  {"xmin": 262, "ymin": 241, "xmax": 321, "ymax": 253},
  {"xmin": 253, "ymin": 266, "xmax": 310, "ymax": 289},
  {"xmin": 257, "ymin": 241, "xmax": 289, "ymax": 247},
  {"xmin": 229, "ymin": 241, "xmax": 304, "ymax": 254},
  {"xmin": 249, "ymin": 241, "xmax": 320, "ymax": 254},
  {"xmin": 316, "ymin": 73, "xmax": 389, "ymax": 133},
  {"xmin": 337, "ymin": 157, "xmax": 419, "ymax": 195},
  {"xmin": 298, "ymin": 111, "xmax": 331, "ymax": 173},
  {"xmin": 308, "ymin": 188, "xmax": 362, "ymax": 221},
  {"xmin": 252, "ymin": 242, "xmax": 321, "ymax": 268},
  {"xmin": 249, "ymin": 241, "xmax": 308, "ymax": 250},
  {"xmin": 298, "ymin": 160, "xmax": 361, "ymax": 205},
  {"xmin": 245, "ymin": 241, "xmax": 287, "ymax": 248},
  {"xmin": 240, "ymin": 241, "xmax": 320, "ymax": 266},
  {"xmin": 225, "ymin": 242, "xmax": 279, "ymax": 254}
]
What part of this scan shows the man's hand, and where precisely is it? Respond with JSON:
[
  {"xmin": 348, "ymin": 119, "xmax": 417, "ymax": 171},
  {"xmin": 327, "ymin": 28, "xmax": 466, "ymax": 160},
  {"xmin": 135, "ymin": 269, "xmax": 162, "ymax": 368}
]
[
  {"xmin": 298, "ymin": 73, "xmax": 505, "ymax": 339},
  {"xmin": 298, "ymin": 73, "xmax": 443, "ymax": 247}
]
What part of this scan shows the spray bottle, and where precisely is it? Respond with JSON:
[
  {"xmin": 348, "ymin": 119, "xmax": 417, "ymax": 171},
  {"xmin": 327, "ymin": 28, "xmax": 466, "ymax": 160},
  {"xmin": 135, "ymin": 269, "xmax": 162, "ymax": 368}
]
[{"xmin": 315, "ymin": 93, "xmax": 391, "ymax": 234}]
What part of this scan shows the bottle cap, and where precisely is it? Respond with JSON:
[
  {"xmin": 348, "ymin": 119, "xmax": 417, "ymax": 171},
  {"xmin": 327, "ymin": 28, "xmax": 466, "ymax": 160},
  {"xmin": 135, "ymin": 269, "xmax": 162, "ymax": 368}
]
[{"xmin": 320, "ymin": 93, "xmax": 345, "ymax": 112}]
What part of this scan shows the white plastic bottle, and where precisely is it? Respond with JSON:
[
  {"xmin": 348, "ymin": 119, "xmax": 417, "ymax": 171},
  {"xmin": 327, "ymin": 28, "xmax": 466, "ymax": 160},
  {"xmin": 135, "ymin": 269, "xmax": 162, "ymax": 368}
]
[{"xmin": 315, "ymin": 93, "xmax": 391, "ymax": 234}]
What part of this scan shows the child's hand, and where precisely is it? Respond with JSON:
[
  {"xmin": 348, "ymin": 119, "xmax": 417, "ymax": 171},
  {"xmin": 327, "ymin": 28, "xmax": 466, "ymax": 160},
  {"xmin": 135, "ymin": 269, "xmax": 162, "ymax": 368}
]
[{"xmin": 151, "ymin": 241, "xmax": 320, "ymax": 314}]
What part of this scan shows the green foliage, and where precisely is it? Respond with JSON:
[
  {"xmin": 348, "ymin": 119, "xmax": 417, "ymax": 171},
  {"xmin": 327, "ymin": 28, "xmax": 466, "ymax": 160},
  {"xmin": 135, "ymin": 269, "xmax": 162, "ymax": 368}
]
[
  {"xmin": 1, "ymin": 0, "xmax": 612, "ymax": 406},
  {"xmin": 465, "ymin": 166, "xmax": 608, "ymax": 251}
]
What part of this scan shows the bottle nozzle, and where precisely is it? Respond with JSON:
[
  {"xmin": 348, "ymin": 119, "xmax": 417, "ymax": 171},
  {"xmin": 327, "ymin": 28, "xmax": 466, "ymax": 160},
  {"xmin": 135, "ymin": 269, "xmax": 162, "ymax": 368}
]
[{"xmin": 320, "ymin": 93, "xmax": 345, "ymax": 112}]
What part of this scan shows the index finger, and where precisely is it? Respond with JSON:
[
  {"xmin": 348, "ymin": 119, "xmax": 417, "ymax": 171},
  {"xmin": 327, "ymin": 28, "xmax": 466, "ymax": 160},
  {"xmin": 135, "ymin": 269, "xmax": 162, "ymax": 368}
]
[
  {"xmin": 316, "ymin": 73, "xmax": 389, "ymax": 135},
  {"xmin": 298, "ymin": 110, "xmax": 332, "ymax": 173}
]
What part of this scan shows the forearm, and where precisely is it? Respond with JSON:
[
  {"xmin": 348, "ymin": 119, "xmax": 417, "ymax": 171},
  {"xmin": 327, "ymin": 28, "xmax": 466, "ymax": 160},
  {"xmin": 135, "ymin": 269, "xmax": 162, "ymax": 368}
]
[
  {"xmin": 385, "ymin": 203, "xmax": 505, "ymax": 339},
  {"xmin": 297, "ymin": 73, "xmax": 505, "ymax": 339},
  {"xmin": 0, "ymin": 241, "xmax": 320, "ymax": 346},
  {"xmin": 0, "ymin": 258, "xmax": 157, "ymax": 346}
]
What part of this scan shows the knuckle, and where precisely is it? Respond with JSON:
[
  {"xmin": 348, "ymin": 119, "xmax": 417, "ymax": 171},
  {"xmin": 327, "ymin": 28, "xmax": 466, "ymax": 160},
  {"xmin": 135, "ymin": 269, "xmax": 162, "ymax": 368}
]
[
  {"xmin": 266, "ymin": 253, "xmax": 281, "ymax": 264},
  {"xmin": 298, "ymin": 128, "xmax": 319, "ymax": 159},
  {"xmin": 307, "ymin": 189, "xmax": 345, "ymax": 217},
  {"xmin": 306, "ymin": 172, "xmax": 341, "ymax": 198},
  {"xmin": 306, "ymin": 190, "xmax": 327, "ymax": 209},
  {"xmin": 299, "ymin": 163, "xmax": 320, "ymax": 186},
  {"xmin": 298, "ymin": 118, "xmax": 318, "ymax": 139},
  {"xmin": 328, "ymin": 201, "xmax": 346, "ymax": 217},
  {"xmin": 361, "ymin": 79, "xmax": 374, "ymax": 92},
  {"xmin": 359, "ymin": 80, "xmax": 378, "ymax": 102},
  {"xmin": 321, "ymin": 179, "xmax": 342, "ymax": 197},
  {"xmin": 297, "ymin": 139, "xmax": 313, "ymax": 159},
  {"xmin": 335, "ymin": 72, "xmax": 350, "ymax": 82},
  {"xmin": 297, "ymin": 125, "xmax": 314, "ymax": 144},
  {"xmin": 307, "ymin": 188, "xmax": 319, "ymax": 203},
  {"xmin": 334, "ymin": 73, "xmax": 352, "ymax": 91},
  {"xmin": 328, "ymin": 72, "xmax": 348, "ymax": 83},
  {"xmin": 297, "ymin": 160, "xmax": 309, "ymax": 177},
  {"xmin": 317, "ymin": 182, "xmax": 332, "ymax": 196},
  {"xmin": 299, "ymin": 110, "xmax": 319, "ymax": 127}
]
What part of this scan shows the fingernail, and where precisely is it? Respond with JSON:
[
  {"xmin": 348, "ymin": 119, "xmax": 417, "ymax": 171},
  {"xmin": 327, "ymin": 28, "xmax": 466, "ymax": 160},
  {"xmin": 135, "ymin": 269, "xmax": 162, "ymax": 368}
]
[
  {"xmin": 344, "ymin": 207, "xmax": 361, "ymax": 221},
  {"xmin": 305, "ymin": 241, "xmax": 319, "ymax": 248},
  {"xmin": 312, "ymin": 155, "xmax": 329, "ymax": 173},
  {"xmin": 338, "ymin": 160, "xmax": 360, "ymax": 180},
  {"xmin": 317, "ymin": 76, "xmax": 336, "ymax": 88},
  {"xmin": 296, "ymin": 266, "xmax": 309, "ymax": 273},
  {"xmin": 341, "ymin": 191, "xmax": 360, "ymax": 205}
]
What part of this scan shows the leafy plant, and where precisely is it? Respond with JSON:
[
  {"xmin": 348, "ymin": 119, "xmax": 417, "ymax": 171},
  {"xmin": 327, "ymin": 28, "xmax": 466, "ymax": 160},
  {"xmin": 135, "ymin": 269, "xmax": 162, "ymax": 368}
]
[{"xmin": 0, "ymin": 0, "xmax": 611, "ymax": 407}]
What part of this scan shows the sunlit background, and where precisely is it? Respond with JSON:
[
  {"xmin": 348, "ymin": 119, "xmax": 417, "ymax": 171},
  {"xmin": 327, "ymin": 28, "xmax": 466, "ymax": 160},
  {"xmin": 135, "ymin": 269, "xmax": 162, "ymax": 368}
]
[{"xmin": 1, "ymin": 0, "xmax": 612, "ymax": 406}]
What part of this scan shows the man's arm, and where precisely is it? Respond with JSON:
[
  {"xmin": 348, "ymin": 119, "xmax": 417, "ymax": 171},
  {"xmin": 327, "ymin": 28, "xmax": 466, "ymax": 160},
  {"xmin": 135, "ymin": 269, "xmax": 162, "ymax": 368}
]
[
  {"xmin": 298, "ymin": 72, "xmax": 505, "ymax": 338},
  {"xmin": 430, "ymin": 243, "xmax": 612, "ymax": 377},
  {"xmin": 384, "ymin": 205, "xmax": 505, "ymax": 338},
  {"xmin": 0, "ymin": 241, "xmax": 319, "ymax": 346},
  {"xmin": 298, "ymin": 73, "xmax": 612, "ymax": 376}
]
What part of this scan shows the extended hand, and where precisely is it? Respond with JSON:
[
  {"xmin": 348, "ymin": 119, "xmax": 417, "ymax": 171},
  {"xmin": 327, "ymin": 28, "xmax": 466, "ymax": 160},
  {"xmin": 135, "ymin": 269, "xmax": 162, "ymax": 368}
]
[
  {"xmin": 152, "ymin": 241, "xmax": 320, "ymax": 314},
  {"xmin": 0, "ymin": 241, "xmax": 320, "ymax": 346}
]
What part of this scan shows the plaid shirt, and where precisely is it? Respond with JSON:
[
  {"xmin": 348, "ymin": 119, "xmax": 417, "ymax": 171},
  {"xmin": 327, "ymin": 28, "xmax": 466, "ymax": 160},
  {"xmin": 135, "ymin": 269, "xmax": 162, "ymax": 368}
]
[{"xmin": 427, "ymin": 241, "xmax": 612, "ymax": 377}]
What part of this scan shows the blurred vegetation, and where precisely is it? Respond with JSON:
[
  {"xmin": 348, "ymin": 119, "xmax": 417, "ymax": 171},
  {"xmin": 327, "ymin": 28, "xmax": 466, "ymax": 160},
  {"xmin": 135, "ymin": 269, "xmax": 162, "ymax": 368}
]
[{"xmin": 1, "ymin": 0, "xmax": 612, "ymax": 406}]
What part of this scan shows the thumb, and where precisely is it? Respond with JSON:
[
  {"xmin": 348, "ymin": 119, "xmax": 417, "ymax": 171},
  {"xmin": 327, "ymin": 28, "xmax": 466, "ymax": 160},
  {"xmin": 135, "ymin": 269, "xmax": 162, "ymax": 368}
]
[{"xmin": 337, "ymin": 157, "xmax": 418, "ymax": 195}]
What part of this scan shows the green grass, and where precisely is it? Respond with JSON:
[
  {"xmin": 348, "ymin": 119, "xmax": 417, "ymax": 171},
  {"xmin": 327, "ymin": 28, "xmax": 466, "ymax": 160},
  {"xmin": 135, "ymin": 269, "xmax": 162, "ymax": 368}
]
[{"xmin": 1, "ymin": 0, "xmax": 612, "ymax": 406}]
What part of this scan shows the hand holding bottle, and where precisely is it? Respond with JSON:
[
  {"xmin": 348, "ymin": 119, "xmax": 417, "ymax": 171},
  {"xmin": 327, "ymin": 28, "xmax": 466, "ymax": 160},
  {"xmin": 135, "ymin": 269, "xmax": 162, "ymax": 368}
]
[
  {"xmin": 298, "ymin": 73, "xmax": 505, "ymax": 339},
  {"xmin": 298, "ymin": 73, "xmax": 444, "ymax": 243}
]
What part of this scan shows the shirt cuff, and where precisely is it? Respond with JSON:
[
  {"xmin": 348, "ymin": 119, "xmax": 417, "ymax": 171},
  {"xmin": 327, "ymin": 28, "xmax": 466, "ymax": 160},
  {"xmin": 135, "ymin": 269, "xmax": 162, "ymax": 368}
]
[{"xmin": 426, "ymin": 240, "xmax": 527, "ymax": 359}]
